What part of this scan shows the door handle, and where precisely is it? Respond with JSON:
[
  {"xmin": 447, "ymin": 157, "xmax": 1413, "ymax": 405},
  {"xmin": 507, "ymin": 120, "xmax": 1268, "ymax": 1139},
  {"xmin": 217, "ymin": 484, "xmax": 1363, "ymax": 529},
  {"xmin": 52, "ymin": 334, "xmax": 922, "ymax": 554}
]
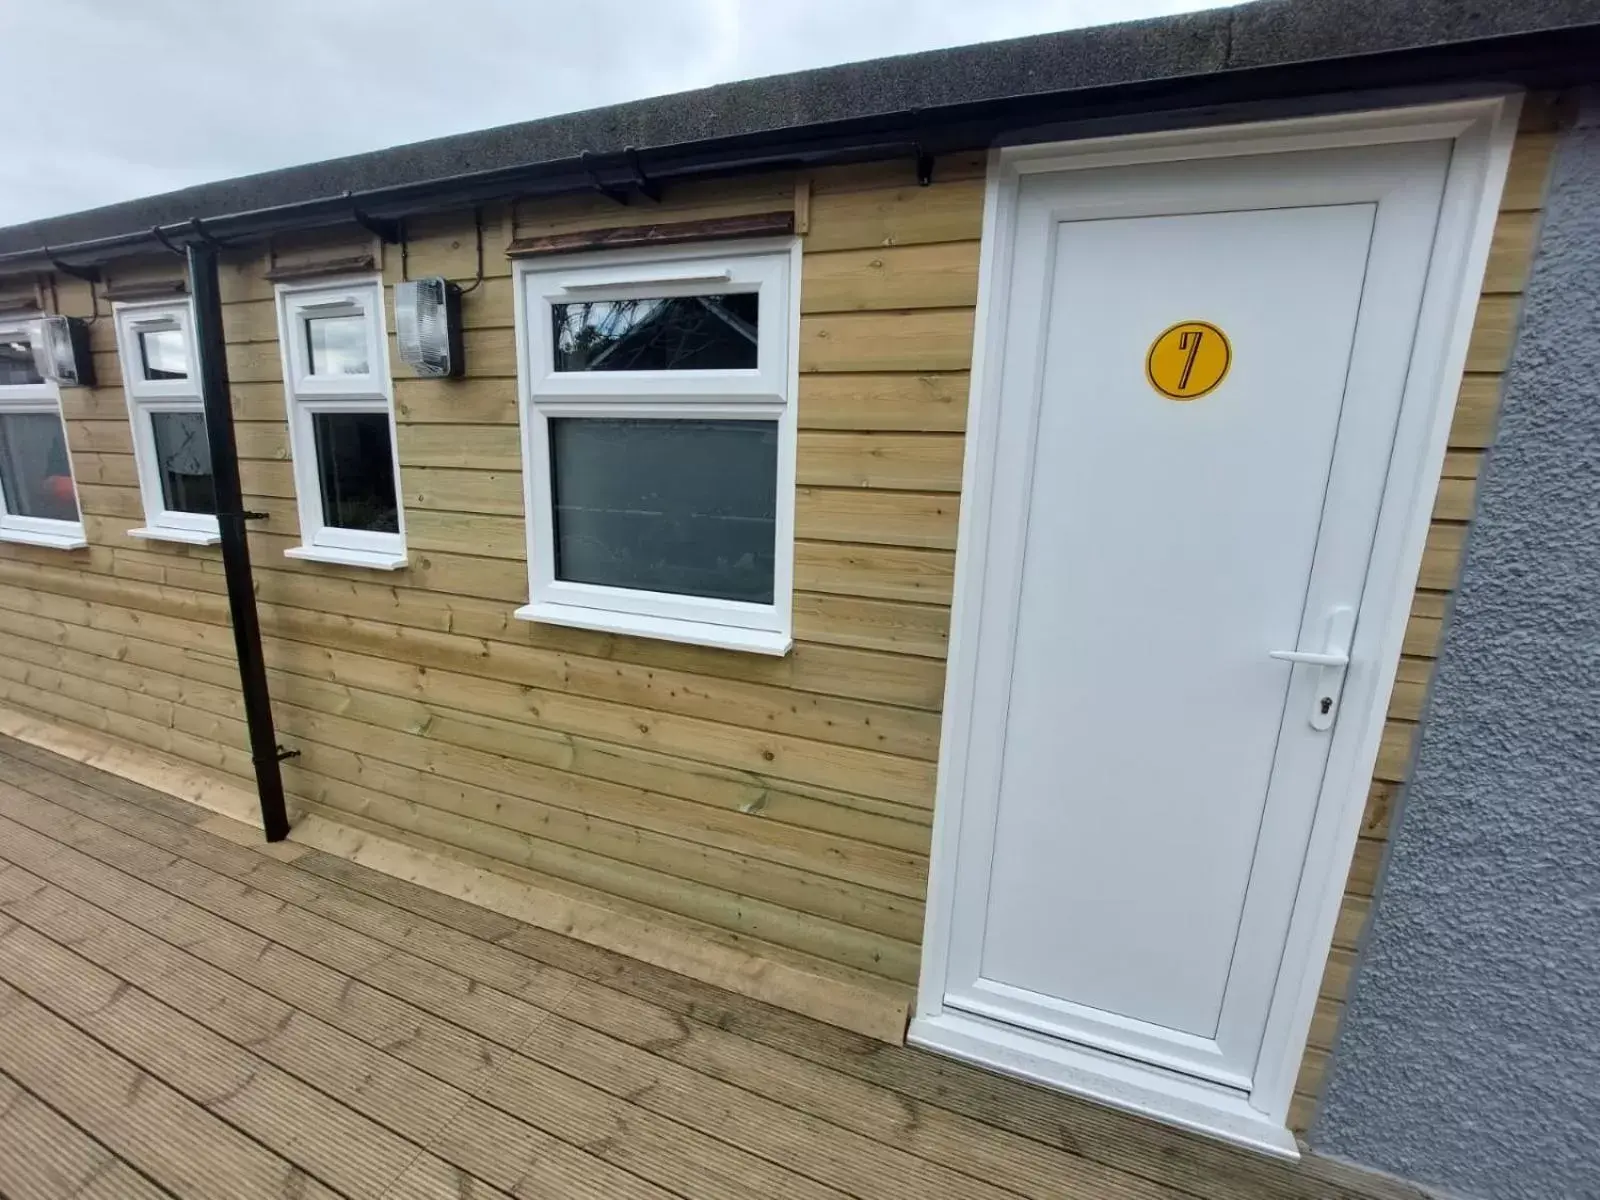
[
  {"xmin": 1268, "ymin": 648, "xmax": 1349, "ymax": 668},
  {"xmin": 1271, "ymin": 606, "xmax": 1354, "ymax": 731}
]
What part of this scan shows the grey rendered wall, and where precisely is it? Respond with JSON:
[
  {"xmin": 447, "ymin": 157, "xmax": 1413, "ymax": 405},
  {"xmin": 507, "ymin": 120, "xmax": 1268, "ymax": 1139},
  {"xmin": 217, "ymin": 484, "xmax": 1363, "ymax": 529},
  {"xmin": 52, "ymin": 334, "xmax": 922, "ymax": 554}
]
[{"xmin": 1312, "ymin": 93, "xmax": 1600, "ymax": 1200}]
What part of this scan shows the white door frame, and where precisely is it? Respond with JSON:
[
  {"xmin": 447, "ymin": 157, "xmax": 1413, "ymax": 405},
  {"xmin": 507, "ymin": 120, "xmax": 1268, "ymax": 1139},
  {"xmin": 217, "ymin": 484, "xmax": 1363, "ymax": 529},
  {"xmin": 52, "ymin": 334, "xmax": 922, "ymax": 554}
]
[{"xmin": 911, "ymin": 95, "xmax": 1522, "ymax": 1157}]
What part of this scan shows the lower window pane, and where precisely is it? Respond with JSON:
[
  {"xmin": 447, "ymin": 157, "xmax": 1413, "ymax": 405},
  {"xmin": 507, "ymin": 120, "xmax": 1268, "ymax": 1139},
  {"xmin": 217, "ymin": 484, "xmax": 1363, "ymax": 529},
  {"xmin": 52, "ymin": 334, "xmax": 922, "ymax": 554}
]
[
  {"xmin": 150, "ymin": 410, "xmax": 215, "ymax": 515},
  {"xmin": 0, "ymin": 412, "xmax": 79, "ymax": 522},
  {"xmin": 549, "ymin": 417, "xmax": 777, "ymax": 605},
  {"xmin": 312, "ymin": 411, "xmax": 398, "ymax": 533}
]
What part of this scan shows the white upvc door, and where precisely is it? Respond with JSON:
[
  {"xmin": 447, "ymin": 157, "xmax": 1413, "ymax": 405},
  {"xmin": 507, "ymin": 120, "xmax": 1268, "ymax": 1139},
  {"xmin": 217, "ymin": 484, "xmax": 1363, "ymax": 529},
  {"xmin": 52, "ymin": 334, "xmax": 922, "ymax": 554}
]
[{"xmin": 913, "ymin": 99, "xmax": 1519, "ymax": 1156}]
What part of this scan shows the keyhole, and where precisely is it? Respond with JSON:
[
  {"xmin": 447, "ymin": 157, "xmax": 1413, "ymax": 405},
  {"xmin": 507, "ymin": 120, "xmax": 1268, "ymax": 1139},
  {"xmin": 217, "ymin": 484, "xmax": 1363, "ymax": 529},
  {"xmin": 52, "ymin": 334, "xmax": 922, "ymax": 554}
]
[{"xmin": 1319, "ymin": 696, "xmax": 1334, "ymax": 715}]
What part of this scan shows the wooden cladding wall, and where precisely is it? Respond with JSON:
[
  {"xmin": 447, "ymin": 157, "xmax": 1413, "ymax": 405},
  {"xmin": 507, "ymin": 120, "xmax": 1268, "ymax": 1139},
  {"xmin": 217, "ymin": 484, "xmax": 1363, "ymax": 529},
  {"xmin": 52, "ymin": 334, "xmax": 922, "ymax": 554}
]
[
  {"xmin": 0, "ymin": 153, "xmax": 989, "ymax": 1009},
  {"xmin": 0, "ymin": 104, "xmax": 1556, "ymax": 1125}
]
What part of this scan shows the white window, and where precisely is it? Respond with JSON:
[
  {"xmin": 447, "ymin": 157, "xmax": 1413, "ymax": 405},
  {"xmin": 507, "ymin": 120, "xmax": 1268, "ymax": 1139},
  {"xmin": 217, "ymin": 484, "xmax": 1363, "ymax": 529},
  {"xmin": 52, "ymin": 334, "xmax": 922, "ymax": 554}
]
[
  {"xmin": 274, "ymin": 277, "xmax": 406, "ymax": 569},
  {"xmin": 514, "ymin": 242, "xmax": 798, "ymax": 655},
  {"xmin": 0, "ymin": 318, "xmax": 86, "ymax": 549},
  {"xmin": 111, "ymin": 299, "xmax": 220, "ymax": 545}
]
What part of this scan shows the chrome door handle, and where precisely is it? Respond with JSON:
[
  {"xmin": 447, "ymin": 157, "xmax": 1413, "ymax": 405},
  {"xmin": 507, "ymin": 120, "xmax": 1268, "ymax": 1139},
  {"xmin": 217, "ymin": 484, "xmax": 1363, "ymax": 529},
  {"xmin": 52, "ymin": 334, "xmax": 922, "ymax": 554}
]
[{"xmin": 1271, "ymin": 606, "xmax": 1354, "ymax": 731}]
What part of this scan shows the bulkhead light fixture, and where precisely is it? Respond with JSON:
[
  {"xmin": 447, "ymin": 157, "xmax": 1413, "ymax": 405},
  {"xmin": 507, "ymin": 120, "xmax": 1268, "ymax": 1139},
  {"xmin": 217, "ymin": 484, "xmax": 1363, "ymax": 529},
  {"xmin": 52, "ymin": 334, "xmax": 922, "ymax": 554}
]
[
  {"xmin": 395, "ymin": 276, "xmax": 463, "ymax": 378},
  {"xmin": 35, "ymin": 315, "xmax": 95, "ymax": 387}
]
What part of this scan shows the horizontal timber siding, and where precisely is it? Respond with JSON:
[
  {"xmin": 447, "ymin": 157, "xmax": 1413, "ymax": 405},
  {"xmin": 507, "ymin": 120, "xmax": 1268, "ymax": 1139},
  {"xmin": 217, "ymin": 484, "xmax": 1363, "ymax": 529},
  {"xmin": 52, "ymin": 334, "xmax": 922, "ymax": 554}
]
[
  {"xmin": 0, "ymin": 101, "xmax": 1551, "ymax": 1133},
  {"xmin": 0, "ymin": 152, "xmax": 988, "ymax": 1006}
]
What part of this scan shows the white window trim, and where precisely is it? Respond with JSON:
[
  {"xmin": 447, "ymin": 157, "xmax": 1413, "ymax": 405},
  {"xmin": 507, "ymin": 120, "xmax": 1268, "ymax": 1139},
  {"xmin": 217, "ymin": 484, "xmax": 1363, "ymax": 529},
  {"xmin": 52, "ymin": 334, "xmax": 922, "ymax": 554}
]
[
  {"xmin": 111, "ymin": 298, "xmax": 221, "ymax": 546},
  {"xmin": 0, "ymin": 316, "xmax": 87, "ymax": 549},
  {"xmin": 273, "ymin": 276, "xmax": 407, "ymax": 570},
  {"xmin": 512, "ymin": 240, "xmax": 799, "ymax": 656}
]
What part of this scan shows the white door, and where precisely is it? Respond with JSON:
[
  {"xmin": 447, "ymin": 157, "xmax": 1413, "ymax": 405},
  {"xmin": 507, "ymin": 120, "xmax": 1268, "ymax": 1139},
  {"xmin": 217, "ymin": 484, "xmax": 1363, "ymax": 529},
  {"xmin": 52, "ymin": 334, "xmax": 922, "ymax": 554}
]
[{"xmin": 938, "ymin": 140, "xmax": 1452, "ymax": 1094}]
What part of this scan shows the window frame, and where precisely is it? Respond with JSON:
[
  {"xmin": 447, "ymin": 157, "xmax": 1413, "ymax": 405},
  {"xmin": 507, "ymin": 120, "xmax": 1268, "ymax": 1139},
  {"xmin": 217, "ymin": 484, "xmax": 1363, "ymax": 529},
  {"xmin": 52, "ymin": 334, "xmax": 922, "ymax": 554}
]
[
  {"xmin": 273, "ymin": 276, "xmax": 406, "ymax": 570},
  {"xmin": 0, "ymin": 317, "xmax": 87, "ymax": 549},
  {"xmin": 513, "ymin": 240, "xmax": 799, "ymax": 656},
  {"xmin": 111, "ymin": 298, "xmax": 220, "ymax": 545}
]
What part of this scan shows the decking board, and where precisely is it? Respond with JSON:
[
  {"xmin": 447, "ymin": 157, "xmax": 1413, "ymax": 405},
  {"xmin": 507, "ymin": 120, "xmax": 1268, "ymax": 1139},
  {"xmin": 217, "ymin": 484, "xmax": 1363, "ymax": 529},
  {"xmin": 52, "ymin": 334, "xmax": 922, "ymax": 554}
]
[
  {"xmin": 0, "ymin": 737, "xmax": 1423, "ymax": 1200},
  {"xmin": 0, "ymin": 914, "xmax": 465, "ymax": 1200},
  {"xmin": 0, "ymin": 1072, "xmax": 173, "ymax": 1200},
  {"xmin": 0, "ymin": 809, "xmax": 795, "ymax": 1200},
  {"xmin": 0, "ymin": 981, "xmax": 343, "ymax": 1200},
  {"xmin": 0, "ymin": 783, "xmax": 1043, "ymax": 1200}
]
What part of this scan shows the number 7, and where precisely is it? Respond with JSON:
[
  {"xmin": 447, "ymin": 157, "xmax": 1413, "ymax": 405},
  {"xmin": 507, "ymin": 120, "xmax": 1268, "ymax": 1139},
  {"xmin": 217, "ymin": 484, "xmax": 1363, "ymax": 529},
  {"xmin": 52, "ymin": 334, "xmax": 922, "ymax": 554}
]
[{"xmin": 1178, "ymin": 330, "xmax": 1205, "ymax": 391}]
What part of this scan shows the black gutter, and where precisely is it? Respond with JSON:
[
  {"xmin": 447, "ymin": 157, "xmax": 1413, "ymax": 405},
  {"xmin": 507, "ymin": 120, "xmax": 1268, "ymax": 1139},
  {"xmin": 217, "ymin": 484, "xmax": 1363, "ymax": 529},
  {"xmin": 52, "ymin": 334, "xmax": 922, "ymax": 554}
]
[
  {"xmin": 5, "ymin": 22, "xmax": 1598, "ymax": 278},
  {"xmin": 187, "ymin": 240, "xmax": 292, "ymax": 842},
  {"xmin": 0, "ymin": 135, "xmax": 926, "ymax": 275}
]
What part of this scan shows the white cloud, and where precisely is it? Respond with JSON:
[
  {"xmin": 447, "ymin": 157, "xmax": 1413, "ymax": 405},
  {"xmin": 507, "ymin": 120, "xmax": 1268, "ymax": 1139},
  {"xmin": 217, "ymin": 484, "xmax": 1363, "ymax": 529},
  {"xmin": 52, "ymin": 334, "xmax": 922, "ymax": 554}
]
[{"xmin": 0, "ymin": 0, "xmax": 1224, "ymax": 228}]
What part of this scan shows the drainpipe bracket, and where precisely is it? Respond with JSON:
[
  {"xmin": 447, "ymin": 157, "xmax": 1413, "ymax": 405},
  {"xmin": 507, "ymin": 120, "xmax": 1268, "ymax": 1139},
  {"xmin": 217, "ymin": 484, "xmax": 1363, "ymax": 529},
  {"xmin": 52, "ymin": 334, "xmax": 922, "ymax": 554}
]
[
  {"xmin": 350, "ymin": 203, "xmax": 403, "ymax": 244},
  {"xmin": 150, "ymin": 226, "xmax": 187, "ymax": 257},
  {"xmin": 581, "ymin": 151, "xmax": 633, "ymax": 206},
  {"xmin": 624, "ymin": 147, "xmax": 663, "ymax": 203},
  {"xmin": 188, "ymin": 218, "xmax": 232, "ymax": 248},
  {"xmin": 43, "ymin": 248, "xmax": 100, "ymax": 282}
]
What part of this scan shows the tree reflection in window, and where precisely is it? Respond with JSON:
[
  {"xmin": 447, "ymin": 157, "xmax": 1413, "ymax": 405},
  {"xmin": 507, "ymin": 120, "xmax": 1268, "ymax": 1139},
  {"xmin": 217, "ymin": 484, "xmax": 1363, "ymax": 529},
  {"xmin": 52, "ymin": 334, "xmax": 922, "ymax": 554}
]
[
  {"xmin": 312, "ymin": 411, "xmax": 398, "ymax": 533},
  {"xmin": 149, "ymin": 410, "xmax": 215, "ymax": 514},
  {"xmin": 552, "ymin": 294, "xmax": 758, "ymax": 372}
]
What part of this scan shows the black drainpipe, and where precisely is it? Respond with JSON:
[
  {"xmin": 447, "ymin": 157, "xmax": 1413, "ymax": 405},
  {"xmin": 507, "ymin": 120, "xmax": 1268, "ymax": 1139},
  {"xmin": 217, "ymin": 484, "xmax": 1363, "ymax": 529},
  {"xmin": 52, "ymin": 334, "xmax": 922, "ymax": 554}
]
[{"xmin": 187, "ymin": 241, "xmax": 292, "ymax": 842}]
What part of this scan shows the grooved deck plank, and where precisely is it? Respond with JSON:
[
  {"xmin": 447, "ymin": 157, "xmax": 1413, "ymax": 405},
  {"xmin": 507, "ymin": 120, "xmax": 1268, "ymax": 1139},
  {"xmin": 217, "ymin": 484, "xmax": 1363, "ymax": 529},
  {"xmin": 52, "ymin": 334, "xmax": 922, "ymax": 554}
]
[
  {"xmin": 0, "ymin": 911, "xmax": 465, "ymax": 1200},
  {"xmin": 299, "ymin": 857, "xmax": 1431, "ymax": 1200},
  {"xmin": 0, "ymin": 754, "xmax": 1184, "ymax": 1200},
  {"xmin": 0, "ymin": 734, "xmax": 208, "ymax": 826},
  {"xmin": 0, "ymin": 736, "xmax": 1424, "ymax": 1200},
  {"xmin": 0, "ymin": 865, "xmax": 668, "ymax": 1200},
  {"xmin": 0, "ymin": 796, "xmax": 851, "ymax": 1200},
  {"xmin": 0, "ymin": 1071, "xmax": 174, "ymax": 1200},
  {"xmin": 0, "ymin": 785, "xmax": 1008, "ymax": 1200},
  {"xmin": 0, "ymin": 979, "xmax": 343, "ymax": 1200}
]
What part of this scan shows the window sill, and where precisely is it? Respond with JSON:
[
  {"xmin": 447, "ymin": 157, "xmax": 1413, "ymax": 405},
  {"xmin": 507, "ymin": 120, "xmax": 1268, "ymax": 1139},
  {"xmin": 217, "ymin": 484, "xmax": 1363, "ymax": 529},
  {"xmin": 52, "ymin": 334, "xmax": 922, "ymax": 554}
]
[
  {"xmin": 128, "ymin": 525, "xmax": 221, "ymax": 547},
  {"xmin": 284, "ymin": 543, "xmax": 408, "ymax": 571},
  {"xmin": 515, "ymin": 600, "xmax": 792, "ymax": 656},
  {"xmin": 0, "ymin": 525, "xmax": 88, "ymax": 550}
]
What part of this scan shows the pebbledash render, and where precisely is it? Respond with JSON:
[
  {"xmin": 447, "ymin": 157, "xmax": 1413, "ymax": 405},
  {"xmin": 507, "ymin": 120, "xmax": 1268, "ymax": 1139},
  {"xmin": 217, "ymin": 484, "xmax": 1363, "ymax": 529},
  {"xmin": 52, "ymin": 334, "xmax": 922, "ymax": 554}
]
[{"xmin": 0, "ymin": 2, "xmax": 1595, "ymax": 1195}]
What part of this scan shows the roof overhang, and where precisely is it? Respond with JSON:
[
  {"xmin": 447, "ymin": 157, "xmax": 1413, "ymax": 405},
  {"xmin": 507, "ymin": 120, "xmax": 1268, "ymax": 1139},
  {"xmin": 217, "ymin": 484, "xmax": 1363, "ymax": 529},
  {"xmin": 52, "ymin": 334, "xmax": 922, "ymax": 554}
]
[{"xmin": 1, "ymin": 0, "xmax": 1597, "ymax": 277}]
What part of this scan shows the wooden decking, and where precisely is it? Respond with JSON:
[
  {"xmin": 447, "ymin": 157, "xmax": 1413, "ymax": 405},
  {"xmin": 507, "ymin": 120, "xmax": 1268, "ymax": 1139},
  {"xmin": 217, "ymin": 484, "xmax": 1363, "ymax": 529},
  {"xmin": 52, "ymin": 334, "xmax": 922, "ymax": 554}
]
[{"xmin": 0, "ymin": 734, "xmax": 1419, "ymax": 1200}]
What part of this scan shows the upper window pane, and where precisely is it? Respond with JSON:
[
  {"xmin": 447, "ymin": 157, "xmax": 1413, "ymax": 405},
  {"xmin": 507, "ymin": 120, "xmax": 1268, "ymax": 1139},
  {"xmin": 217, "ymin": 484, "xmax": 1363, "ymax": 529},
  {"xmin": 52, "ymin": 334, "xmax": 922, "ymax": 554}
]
[
  {"xmin": 312, "ymin": 410, "xmax": 398, "ymax": 533},
  {"xmin": 552, "ymin": 294, "xmax": 759, "ymax": 372},
  {"xmin": 0, "ymin": 411, "xmax": 79, "ymax": 522},
  {"xmin": 150, "ymin": 410, "xmax": 215, "ymax": 514},
  {"xmin": 306, "ymin": 313, "xmax": 370, "ymax": 376},
  {"xmin": 138, "ymin": 327, "xmax": 189, "ymax": 380},
  {"xmin": 0, "ymin": 335, "xmax": 41, "ymax": 386},
  {"xmin": 549, "ymin": 417, "xmax": 776, "ymax": 604}
]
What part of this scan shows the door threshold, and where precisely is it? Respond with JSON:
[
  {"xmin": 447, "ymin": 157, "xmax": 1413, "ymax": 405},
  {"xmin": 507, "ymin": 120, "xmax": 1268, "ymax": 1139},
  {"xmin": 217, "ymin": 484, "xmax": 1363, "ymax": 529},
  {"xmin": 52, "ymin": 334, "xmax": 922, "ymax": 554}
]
[{"xmin": 909, "ymin": 1009, "xmax": 1301, "ymax": 1159}]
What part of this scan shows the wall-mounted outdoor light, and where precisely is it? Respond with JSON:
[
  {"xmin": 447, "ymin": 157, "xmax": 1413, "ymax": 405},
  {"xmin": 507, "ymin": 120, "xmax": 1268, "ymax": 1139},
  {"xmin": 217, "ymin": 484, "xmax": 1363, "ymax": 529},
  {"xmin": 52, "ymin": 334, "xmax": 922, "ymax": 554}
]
[
  {"xmin": 395, "ymin": 276, "xmax": 463, "ymax": 378},
  {"xmin": 35, "ymin": 315, "xmax": 96, "ymax": 387}
]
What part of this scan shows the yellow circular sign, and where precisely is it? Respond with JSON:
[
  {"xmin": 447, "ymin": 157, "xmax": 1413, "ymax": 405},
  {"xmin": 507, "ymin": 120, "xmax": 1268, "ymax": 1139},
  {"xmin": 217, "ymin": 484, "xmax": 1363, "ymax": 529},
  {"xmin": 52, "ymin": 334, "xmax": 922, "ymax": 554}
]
[{"xmin": 1145, "ymin": 320, "xmax": 1232, "ymax": 401}]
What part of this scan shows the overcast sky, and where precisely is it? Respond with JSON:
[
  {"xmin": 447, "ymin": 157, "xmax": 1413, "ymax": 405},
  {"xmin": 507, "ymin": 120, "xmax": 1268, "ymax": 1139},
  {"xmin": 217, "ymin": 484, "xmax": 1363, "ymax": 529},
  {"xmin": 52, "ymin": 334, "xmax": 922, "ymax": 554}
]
[{"xmin": 0, "ymin": 0, "xmax": 1225, "ymax": 229}]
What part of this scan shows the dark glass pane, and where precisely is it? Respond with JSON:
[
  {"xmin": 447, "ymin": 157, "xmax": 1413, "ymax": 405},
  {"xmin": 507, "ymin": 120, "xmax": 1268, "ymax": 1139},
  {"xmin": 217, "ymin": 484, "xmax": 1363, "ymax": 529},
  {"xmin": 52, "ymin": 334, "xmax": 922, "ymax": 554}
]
[
  {"xmin": 552, "ymin": 294, "xmax": 758, "ymax": 372},
  {"xmin": 306, "ymin": 314, "xmax": 369, "ymax": 375},
  {"xmin": 0, "ymin": 335, "xmax": 41, "ymax": 385},
  {"xmin": 0, "ymin": 412, "xmax": 79, "ymax": 521},
  {"xmin": 138, "ymin": 328, "xmax": 188, "ymax": 380},
  {"xmin": 150, "ymin": 410, "xmax": 215, "ymax": 514},
  {"xmin": 550, "ymin": 418, "xmax": 776, "ymax": 604},
  {"xmin": 312, "ymin": 411, "xmax": 398, "ymax": 533}
]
